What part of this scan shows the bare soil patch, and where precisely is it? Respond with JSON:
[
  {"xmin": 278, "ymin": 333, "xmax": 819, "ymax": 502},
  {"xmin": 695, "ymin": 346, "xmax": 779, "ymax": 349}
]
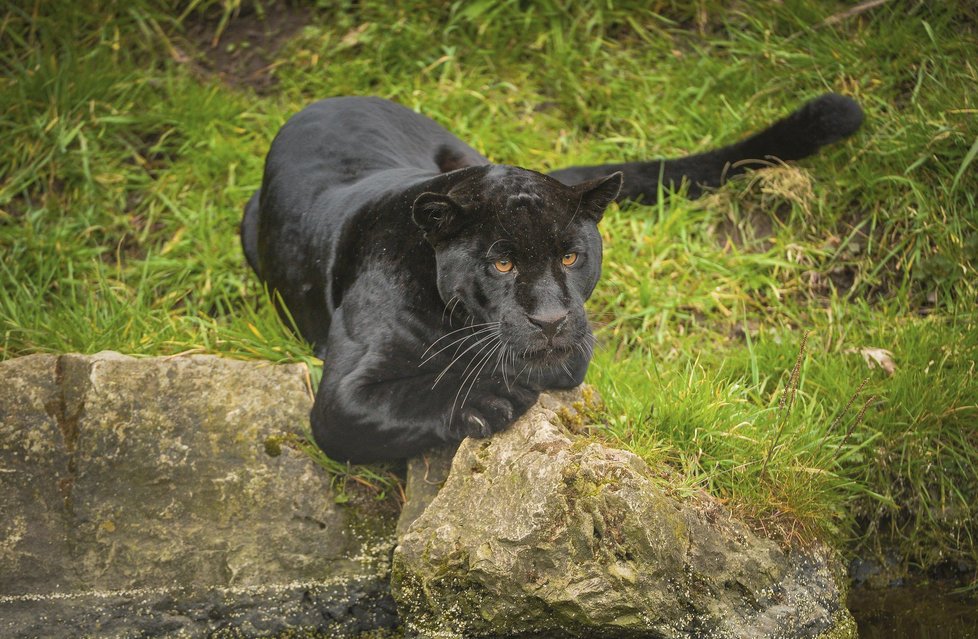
[{"xmin": 183, "ymin": 5, "xmax": 312, "ymax": 93}]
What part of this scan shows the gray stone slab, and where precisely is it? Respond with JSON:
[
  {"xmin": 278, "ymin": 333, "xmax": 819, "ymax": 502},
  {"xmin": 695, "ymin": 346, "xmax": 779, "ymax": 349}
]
[{"xmin": 0, "ymin": 353, "xmax": 398, "ymax": 638}]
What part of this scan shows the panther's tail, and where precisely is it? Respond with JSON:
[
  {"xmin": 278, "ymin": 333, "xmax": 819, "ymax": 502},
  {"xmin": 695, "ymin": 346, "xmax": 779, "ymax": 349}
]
[{"xmin": 548, "ymin": 92, "xmax": 863, "ymax": 203}]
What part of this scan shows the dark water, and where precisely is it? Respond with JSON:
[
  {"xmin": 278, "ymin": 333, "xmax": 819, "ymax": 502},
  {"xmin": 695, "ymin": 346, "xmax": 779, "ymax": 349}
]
[{"xmin": 848, "ymin": 582, "xmax": 978, "ymax": 638}]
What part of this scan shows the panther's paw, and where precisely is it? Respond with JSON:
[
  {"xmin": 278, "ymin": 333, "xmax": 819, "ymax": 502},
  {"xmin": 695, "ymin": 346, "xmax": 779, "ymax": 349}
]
[
  {"xmin": 454, "ymin": 385, "xmax": 538, "ymax": 440},
  {"xmin": 456, "ymin": 394, "xmax": 515, "ymax": 439}
]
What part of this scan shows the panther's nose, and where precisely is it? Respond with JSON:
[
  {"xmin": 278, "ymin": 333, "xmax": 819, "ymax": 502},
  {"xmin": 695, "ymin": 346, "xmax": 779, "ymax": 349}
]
[{"xmin": 528, "ymin": 311, "xmax": 567, "ymax": 341}]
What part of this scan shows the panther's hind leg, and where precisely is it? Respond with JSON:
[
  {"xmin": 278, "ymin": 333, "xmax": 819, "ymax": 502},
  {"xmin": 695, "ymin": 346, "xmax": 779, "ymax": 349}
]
[{"xmin": 241, "ymin": 189, "xmax": 262, "ymax": 276}]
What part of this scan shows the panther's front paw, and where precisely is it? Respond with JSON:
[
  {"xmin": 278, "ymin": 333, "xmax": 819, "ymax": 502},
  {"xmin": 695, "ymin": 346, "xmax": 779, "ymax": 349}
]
[
  {"xmin": 457, "ymin": 394, "xmax": 514, "ymax": 439},
  {"xmin": 454, "ymin": 387, "xmax": 537, "ymax": 440}
]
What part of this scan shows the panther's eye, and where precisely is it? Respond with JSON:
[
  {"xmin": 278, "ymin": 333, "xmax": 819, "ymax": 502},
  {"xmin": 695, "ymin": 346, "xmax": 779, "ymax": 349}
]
[
  {"xmin": 494, "ymin": 258, "xmax": 514, "ymax": 273},
  {"xmin": 561, "ymin": 252, "xmax": 578, "ymax": 267}
]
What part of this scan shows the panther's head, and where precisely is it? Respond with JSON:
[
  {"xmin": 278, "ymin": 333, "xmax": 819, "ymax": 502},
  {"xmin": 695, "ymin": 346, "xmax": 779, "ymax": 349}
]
[{"xmin": 412, "ymin": 165, "xmax": 622, "ymax": 373}]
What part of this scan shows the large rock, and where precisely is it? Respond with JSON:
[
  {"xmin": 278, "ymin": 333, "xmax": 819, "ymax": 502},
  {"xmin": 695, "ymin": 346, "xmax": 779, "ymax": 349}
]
[
  {"xmin": 392, "ymin": 390, "xmax": 856, "ymax": 639},
  {"xmin": 0, "ymin": 352, "xmax": 398, "ymax": 638},
  {"xmin": 2, "ymin": 353, "xmax": 858, "ymax": 638}
]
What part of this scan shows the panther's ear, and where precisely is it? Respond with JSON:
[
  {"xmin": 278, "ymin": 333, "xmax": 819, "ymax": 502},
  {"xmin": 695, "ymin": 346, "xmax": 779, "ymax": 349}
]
[
  {"xmin": 412, "ymin": 192, "xmax": 464, "ymax": 241},
  {"xmin": 575, "ymin": 171, "xmax": 623, "ymax": 223}
]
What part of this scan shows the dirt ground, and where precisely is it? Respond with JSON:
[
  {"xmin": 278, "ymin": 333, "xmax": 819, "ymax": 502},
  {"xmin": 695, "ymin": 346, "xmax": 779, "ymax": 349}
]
[{"xmin": 182, "ymin": 4, "xmax": 312, "ymax": 93}]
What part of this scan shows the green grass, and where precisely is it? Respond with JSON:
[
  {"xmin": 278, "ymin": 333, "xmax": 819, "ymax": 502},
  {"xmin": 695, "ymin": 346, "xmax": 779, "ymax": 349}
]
[{"xmin": 2, "ymin": 0, "xmax": 976, "ymax": 578}]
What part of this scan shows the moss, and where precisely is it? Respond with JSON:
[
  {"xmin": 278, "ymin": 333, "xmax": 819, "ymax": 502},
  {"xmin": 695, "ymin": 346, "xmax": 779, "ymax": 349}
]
[
  {"xmin": 263, "ymin": 434, "xmax": 284, "ymax": 457},
  {"xmin": 568, "ymin": 436, "xmax": 595, "ymax": 454},
  {"xmin": 814, "ymin": 608, "xmax": 858, "ymax": 639},
  {"xmin": 555, "ymin": 385, "xmax": 606, "ymax": 436},
  {"xmin": 557, "ymin": 405, "xmax": 586, "ymax": 432}
]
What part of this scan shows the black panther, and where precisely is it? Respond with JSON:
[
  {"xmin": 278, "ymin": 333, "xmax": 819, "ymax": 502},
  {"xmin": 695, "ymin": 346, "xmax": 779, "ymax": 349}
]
[{"xmin": 241, "ymin": 94, "xmax": 862, "ymax": 463}]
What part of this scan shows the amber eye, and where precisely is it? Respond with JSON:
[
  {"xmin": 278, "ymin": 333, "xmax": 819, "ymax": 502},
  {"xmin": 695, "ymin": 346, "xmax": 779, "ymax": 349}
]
[
  {"xmin": 561, "ymin": 252, "xmax": 578, "ymax": 266},
  {"xmin": 494, "ymin": 258, "xmax": 514, "ymax": 273}
]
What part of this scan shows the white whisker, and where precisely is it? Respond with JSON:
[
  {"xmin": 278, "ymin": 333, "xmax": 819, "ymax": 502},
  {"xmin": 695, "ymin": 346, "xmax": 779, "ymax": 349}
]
[
  {"xmin": 433, "ymin": 333, "xmax": 498, "ymax": 388},
  {"xmin": 420, "ymin": 323, "xmax": 499, "ymax": 364},
  {"xmin": 457, "ymin": 341, "xmax": 501, "ymax": 413},
  {"xmin": 457, "ymin": 332, "xmax": 499, "ymax": 381},
  {"xmin": 492, "ymin": 339, "xmax": 509, "ymax": 380},
  {"xmin": 449, "ymin": 339, "xmax": 501, "ymax": 426}
]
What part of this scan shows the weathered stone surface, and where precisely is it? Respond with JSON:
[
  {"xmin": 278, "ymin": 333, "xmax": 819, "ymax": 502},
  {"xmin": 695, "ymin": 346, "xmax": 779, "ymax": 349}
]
[
  {"xmin": 0, "ymin": 353, "xmax": 398, "ymax": 638},
  {"xmin": 2, "ymin": 354, "xmax": 858, "ymax": 638},
  {"xmin": 392, "ymin": 390, "xmax": 856, "ymax": 639}
]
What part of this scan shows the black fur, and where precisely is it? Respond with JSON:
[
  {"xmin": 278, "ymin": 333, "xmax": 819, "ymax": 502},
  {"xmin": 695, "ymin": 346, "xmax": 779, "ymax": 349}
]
[{"xmin": 243, "ymin": 94, "xmax": 862, "ymax": 463}]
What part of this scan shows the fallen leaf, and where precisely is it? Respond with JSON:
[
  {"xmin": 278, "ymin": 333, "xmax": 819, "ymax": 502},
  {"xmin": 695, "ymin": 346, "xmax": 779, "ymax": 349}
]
[{"xmin": 849, "ymin": 347, "xmax": 897, "ymax": 376}]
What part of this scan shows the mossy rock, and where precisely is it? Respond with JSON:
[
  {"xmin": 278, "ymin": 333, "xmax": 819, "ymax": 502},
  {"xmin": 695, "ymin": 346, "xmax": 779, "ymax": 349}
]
[{"xmin": 392, "ymin": 389, "xmax": 856, "ymax": 638}]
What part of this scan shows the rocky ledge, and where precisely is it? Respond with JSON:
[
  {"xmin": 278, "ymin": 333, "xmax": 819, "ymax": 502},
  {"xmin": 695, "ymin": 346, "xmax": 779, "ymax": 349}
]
[
  {"xmin": 1, "ymin": 353, "xmax": 855, "ymax": 638},
  {"xmin": 0, "ymin": 353, "xmax": 397, "ymax": 638}
]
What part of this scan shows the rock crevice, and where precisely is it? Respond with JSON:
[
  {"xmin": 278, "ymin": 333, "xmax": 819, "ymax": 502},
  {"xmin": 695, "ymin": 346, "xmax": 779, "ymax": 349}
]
[{"xmin": 41, "ymin": 354, "xmax": 98, "ymax": 515}]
